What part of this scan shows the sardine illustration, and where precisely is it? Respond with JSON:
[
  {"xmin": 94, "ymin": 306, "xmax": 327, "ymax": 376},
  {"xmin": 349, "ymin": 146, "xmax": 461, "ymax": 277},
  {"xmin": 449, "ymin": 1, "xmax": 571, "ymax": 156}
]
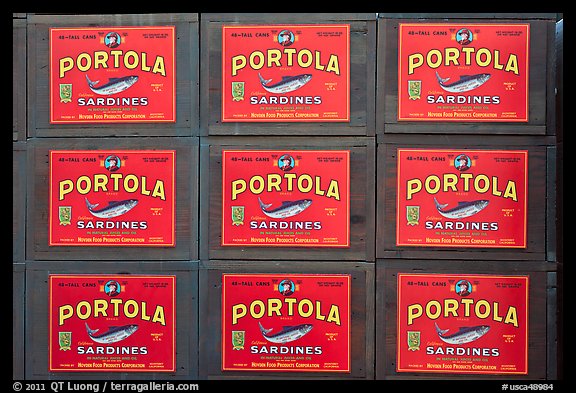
[
  {"xmin": 434, "ymin": 197, "xmax": 489, "ymax": 219},
  {"xmin": 85, "ymin": 74, "xmax": 138, "ymax": 95},
  {"xmin": 258, "ymin": 197, "xmax": 312, "ymax": 219},
  {"xmin": 435, "ymin": 322, "xmax": 490, "ymax": 344},
  {"xmin": 85, "ymin": 322, "xmax": 138, "ymax": 344},
  {"xmin": 258, "ymin": 73, "xmax": 312, "ymax": 94},
  {"xmin": 85, "ymin": 197, "xmax": 138, "ymax": 218},
  {"xmin": 258, "ymin": 321, "xmax": 313, "ymax": 343},
  {"xmin": 435, "ymin": 71, "xmax": 491, "ymax": 93}
]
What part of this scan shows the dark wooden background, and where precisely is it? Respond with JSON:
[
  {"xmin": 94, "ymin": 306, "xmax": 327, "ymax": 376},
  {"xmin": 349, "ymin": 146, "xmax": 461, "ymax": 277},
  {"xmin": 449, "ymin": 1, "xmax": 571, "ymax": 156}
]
[{"xmin": 12, "ymin": 12, "xmax": 562, "ymax": 381}]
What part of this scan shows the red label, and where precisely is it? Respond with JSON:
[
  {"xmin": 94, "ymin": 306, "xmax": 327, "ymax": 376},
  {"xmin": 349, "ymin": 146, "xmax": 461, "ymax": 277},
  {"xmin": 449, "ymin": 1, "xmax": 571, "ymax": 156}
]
[
  {"xmin": 396, "ymin": 149, "xmax": 527, "ymax": 248},
  {"xmin": 397, "ymin": 273, "xmax": 529, "ymax": 374},
  {"xmin": 49, "ymin": 150, "xmax": 176, "ymax": 246},
  {"xmin": 49, "ymin": 275, "xmax": 176, "ymax": 372},
  {"xmin": 221, "ymin": 150, "xmax": 350, "ymax": 247},
  {"xmin": 221, "ymin": 24, "xmax": 350, "ymax": 122},
  {"xmin": 222, "ymin": 273, "xmax": 351, "ymax": 372},
  {"xmin": 50, "ymin": 26, "xmax": 176, "ymax": 123},
  {"xmin": 398, "ymin": 23, "xmax": 529, "ymax": 122}
]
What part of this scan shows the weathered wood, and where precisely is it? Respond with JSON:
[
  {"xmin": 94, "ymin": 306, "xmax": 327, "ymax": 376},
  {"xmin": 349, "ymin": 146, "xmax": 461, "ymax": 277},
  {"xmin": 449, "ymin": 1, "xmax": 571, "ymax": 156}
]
[
  {"xmin": 12, "ymin": 12, "xmax": 561, "ymax": 381},
  {"xmin": 546, "ymin": 146, "xmax": 557, "ymax": 262},
  {"xmin": 200, "ymin": 136, "xmax": 375, "ymax": 261},
  {"xmin": 13, "ymin": 263, "xmax": 25, "ymax": 379},
  {"xmin": 26, "ymin": 13, "xmax": 199, "ymax": 137},
  {"xmin": 25, "ymin": 260, "xmax": 199, "ymax": 379},
  {"xmin": 26, "ymin": 137, "xmax": 199, "ymax": 261},
  {"xmin": 13, "ymin": 142, "xmax": 26, "ymax": 262},
  {"xmin": 13, "ymin": 17, "xmax": 26, "ymax": 141},
  {"xmin": 198, "ymin": 260, "xmax": 374, "ymax": 379},
  {"xmin": 376, "ymin": 260, "xmax": 549, "ymax": 380}
]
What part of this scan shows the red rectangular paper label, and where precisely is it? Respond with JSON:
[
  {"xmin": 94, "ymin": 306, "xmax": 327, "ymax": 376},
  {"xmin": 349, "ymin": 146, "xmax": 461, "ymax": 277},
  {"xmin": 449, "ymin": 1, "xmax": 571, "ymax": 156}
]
[
  {"xmin": 397, "ymin": 273, "xmax": 529, "ymax": 374},
  {"xmin": 396, "ymin": 149, "xmax": 527, "ymax": 248},
  {"xmin": 221, "ymin": 150, "xmax": 350, "ymax": 247},
  {"xmin": 49, "ymin": 150, "xmax": 176, "ymax": 246},
  {"xmin": 50, "ymin": 26, "xmax": 176, "ymax": 123},
  {"xmin": 221, "ymin": 24, "xmax": 350, "ymax": 122},
  {"xmin": 49, "ymin": 274, "xmax": 176, "ymax": 372},
  {"xmin": 221, "ymin": 273, "xmax": 351, "ymax": 372},
  {"xmin": 398, "ymin": 23, "xmax": 529, "ymax": 122}
]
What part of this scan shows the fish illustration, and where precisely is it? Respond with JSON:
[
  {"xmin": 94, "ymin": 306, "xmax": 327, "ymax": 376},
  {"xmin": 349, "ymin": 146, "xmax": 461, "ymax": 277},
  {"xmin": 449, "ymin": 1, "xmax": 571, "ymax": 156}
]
[
  {"xmin": 258, "ymin": 197, "xmax": 312, "ymax": 219},
  {"xmin": 85, "ymin": 197, "xmax": 138, "ymax": 218},
  {"xmin": 85, "ymin": 322, "xmax": 138, "ymax": 344},
  {"xmin": 258, "ymin": 73, "xmax": 312, "ymax": 94},
  {"xmin": 435, "ymin": 322, "xmax": 490, "ymax": 344},
  {"xmin": 258, "ymin": 321, "xmax": 313, "ymax": 343},
  {"xmin": 435, "ymin": 71, "xmax": 491, "ymax": 93},
  {"xmin": 85, "ymin": 74, "xmax": 138, "ymax": 95},
  {"xmin": 433, "ymin": 197, "xmax": 489, "ymax": 219}
]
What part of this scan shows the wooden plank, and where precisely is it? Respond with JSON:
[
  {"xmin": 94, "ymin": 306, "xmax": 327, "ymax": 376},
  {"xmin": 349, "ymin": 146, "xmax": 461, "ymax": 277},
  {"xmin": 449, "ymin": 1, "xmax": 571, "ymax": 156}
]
[
  {"xmin": 13, "ymin": 263, "xmax": 25, "ymax": 379},
  {"xmin": 13, "ymin": 17, "xmax": 26, "ymax": 141},
  {"xmin": 26, "ymin": 137, "xmax": 199, "ymax": 261},
  {"xmin": 378, "ymin": 13, "xmax": 560, "ymax": 20},
  {"xmin": 376, "ymin": 134, "xmax": 549, "ymax": 260},
  {"xmin": 556, "ymin": 19, "xmax": 563, "ymax": 143},
  {"xmin": 376, "ymin": 16, "xmax": 557, "ymax": 135},
  {"xmin": 25, "ymin": 260, "xmax": 198, "ymax": 379},
  {"xmin": 376, "ymin": 260, "xmax": 549, "ymax": 380},
  {"xmin": 13, "ymin": 142, "xmax": 26, "ymax": 263},
  {"xmin": 554, "ymin": 20, "xmax": 563, "ymax": 288},
  {"xmin": 200, "ymin": 14, "xmax": 376, "ymax": 136},
  {"xmin": 546, "ymin": 146, "xmax": 557, "ymax": 262},
  {"xmin": 26, "ymin": 13, "xmax": 198, "ymax": 137},
  {"xmin": 555, "ymin": 265, "xmax": 564, "ymax": 381},
  {"xmin": 200, "ymin": 136, "xmax": 375, "ymax": 261},
  {"xmin": 198, "ymin": 260, "xmax": 374, "ymax": 379},
  {"xmin": 546, "ymin": 272, "xmax": 558, "ymax": 379}
]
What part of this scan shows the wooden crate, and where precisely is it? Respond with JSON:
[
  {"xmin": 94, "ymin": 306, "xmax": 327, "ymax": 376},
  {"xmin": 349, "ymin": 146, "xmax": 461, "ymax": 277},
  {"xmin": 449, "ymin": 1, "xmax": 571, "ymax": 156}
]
[
  {"xmin": 26, "ymin": 137, "xmax": 199, "ymax": 261},
  {"xmin": 377, "ymin": 13, "xmax": 558, "ymax": 135},
  {"xmin": 200, "ymin": 136, "xmax": 375, "ymax": 261},
  {"xmin": 375, "ymin": 259, "xmax": 556, "ymax": 380},
  {"xmin": 26, "ymin": 13, "xmax": 199, "ymax": 137},
  {"xmin": 198, "ymin": 260, "xmax": 375, "ymax": 379},
  {"xmin": 376, "ymin": 133, "xmax": 552, "ymax": 261},
  {"xmin": 24, "ymin": 261, "xmax": 199, "ymax": 380},
  {"xmin": 200, "ymin": 13, "xmax": 376, "ymax": 136}
]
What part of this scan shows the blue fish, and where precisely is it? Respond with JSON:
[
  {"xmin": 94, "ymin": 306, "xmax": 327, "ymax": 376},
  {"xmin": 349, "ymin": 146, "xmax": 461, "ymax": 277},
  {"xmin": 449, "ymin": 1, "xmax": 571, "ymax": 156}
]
[
  {"xmin": 86, "ymin": 74, "xmax": 138, "ymax": 95},
  {"xmin": 258, "ymin": 73, "xmax": 312, "ymax": 94},
  {"xmin": 85, "ymin": 197, "xmax": 138, "ymax": 218},
  {"xmin": 85, "ymin": 322, "xmax": 138, "ymax": 344},
  {"xmin": 435, "ymin": 322, "xmax": 490, "ymax": 344},
  {"xmin": 258, "ymin": 322, "xmax": 313, "ymax": 343},
  {"xmin": 436, "ymin": 71, "xmax": 491, "ymax": 93},
  {"xmin": 434, "ymin": 197, "xmax": 489, "ymax": 219},
  {"xmin": 258, "ymin": 197, "xmax": 312, "ymax": 218}
]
